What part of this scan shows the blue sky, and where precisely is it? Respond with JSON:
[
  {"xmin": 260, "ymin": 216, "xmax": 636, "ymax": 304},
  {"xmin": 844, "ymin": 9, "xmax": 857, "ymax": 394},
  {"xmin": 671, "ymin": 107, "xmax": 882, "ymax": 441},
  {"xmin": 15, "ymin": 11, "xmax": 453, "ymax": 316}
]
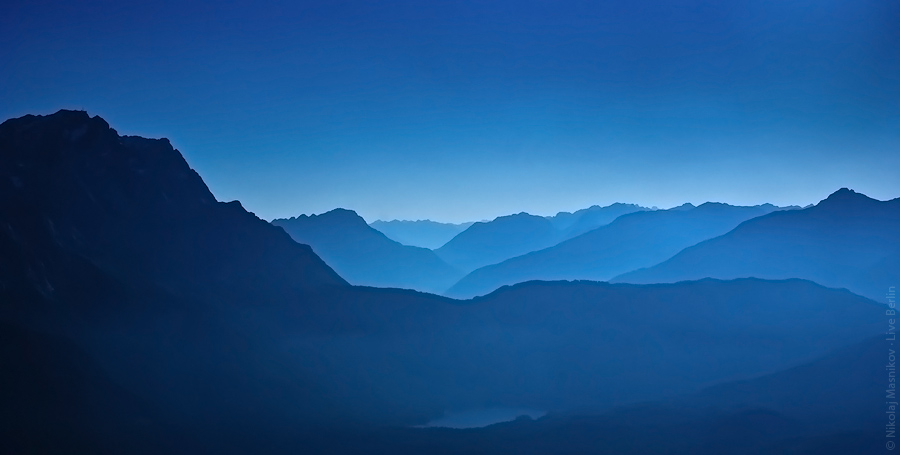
[{"xmin": 3, "ymin": 0, "xmax": 898, "ymax": 222}]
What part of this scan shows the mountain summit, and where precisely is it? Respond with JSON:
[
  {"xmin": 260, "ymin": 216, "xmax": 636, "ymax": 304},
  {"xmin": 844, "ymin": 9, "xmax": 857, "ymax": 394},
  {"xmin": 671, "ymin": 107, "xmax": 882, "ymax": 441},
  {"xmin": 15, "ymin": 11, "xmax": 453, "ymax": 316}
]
[{"xmin": 0, "ymin": 109, "xmax": 347, "ymax": 308}]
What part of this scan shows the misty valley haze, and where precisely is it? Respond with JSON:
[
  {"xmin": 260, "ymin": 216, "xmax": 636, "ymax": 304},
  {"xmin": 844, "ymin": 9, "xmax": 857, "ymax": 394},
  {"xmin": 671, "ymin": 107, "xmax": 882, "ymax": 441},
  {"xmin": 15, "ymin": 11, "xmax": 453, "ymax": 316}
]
[{"xmin": 0, "ymin": 110, "xmax": 896, "ymax": 455}]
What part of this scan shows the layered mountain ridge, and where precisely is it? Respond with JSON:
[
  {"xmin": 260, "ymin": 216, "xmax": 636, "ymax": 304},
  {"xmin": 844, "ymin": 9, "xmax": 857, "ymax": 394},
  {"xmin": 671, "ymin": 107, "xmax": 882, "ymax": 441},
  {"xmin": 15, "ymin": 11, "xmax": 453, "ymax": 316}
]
[
  {"xmin": 0, "ymin": 110, "xmax": 890, "ymax": 454},
  {"xmin": 273, "ymin": 209, "xmax": 462, "ymax": 293},
  {"xmin": 616, "ymin": 188, "xmax": 900, "ymax": 301}
]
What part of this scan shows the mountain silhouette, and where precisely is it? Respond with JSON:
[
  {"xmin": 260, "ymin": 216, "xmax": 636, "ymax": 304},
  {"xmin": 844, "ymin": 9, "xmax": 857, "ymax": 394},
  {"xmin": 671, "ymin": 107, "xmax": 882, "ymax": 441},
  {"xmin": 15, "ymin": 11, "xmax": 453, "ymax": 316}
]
[
  {"xmin": 369, "ymin": 219, "xmax": 473, "ymax": 249},
  {"xmin": 435, "ymin": 212, "xmax": 561, "ymax": 273},
  {"xmin": 615, "ymin": 188, "xmax": 900, "ymax": 301},
  {"xmin": 0, "ymin": 110, "xmax": 886, "ymax": 453},
  {"xmin": 446, "ymin": 202, "xmax": 786, "ymax": 298},
  {"xmin": 273, "ymin": 209, "xmax": 462, "ymax": 293},
  {"xmin": 0, "ymin": 110, "xmax": 346, "ymax": 304},
  {"xmin": 0, "ymin": 110, "xmax": 350, "ymax": 450},
  {"xmin": 549, "ymin": 202, "xmax": 652, "ymax": 239}
]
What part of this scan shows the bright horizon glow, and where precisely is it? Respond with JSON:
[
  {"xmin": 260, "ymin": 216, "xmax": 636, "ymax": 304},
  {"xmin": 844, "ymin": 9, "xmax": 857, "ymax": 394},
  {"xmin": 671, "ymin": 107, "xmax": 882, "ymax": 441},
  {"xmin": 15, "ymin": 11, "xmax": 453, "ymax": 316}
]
[{"xmin": 3, "ymin": 0, "xmax": 898, "ymax": 224}]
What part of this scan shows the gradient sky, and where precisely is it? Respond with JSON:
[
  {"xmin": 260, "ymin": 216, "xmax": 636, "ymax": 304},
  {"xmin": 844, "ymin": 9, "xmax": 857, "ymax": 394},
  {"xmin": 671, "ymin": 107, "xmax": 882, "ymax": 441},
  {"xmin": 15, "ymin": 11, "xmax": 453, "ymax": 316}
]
[{"xmin": 3, "ymin": 0, "xmax": 899, "ymax": 222}]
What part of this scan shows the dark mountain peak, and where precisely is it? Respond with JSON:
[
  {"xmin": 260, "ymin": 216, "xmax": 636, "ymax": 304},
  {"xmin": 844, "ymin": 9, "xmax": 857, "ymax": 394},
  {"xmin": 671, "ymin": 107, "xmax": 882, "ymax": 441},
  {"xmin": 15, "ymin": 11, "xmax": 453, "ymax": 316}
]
[
  {"xmin": 1, "ymin": 110, "xmax": 347, "ymax": 304},
  {"xmin": 276, "ymin": 208, "xmax": 368, "ymax": 229},
  {"xmin": 831, "ymin": 187, "xmax": 856, "ymax": 197},
  {"xmin": 2, "ymin": 109, "xmax": 112, "ymax": 141},
  {"xmin": 818, "ymin": 188, "xmax": 875, "ymax": 206},
  {"xmin": 1, "ymin": 109, "xmax": 216, "ymax": 209},
  {"xmin": 53, "ymin": 108, "xmax": 91, "ymax": 119},
  {"xmin": 669, "ymin": 202, "xmax": 695, "ymax": 211},
  {"xmin": 462, "ymin": 212, "xmax": 551, "ymax": 234},
  {"xmin": 696, "ymin": 202, "xmax": 730, "ymax": 209},
  {"xmin": 1, "ymin": 108, "xmax": 87, "ymax": 126},
  {"xmin": 319, "ymin": 207, "xmax": 366, "ymax": 222},
  {"xmin": 694, "ymin": 202, "xmax": 761, "ymax": 213},
  {"xmin": 502, "ymin": 211, "xmax": 538, "ymax": 220}
]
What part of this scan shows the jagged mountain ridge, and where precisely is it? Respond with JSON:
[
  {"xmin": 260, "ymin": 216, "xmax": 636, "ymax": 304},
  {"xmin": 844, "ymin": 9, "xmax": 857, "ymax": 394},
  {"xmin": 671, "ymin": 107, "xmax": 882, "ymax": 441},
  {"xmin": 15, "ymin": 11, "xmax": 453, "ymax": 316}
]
[
  {"xmin": 616, "ymin": 188, "xmax": 900, "ymax": 301},
  {"xmin": 273, "ymin": 209, "xmax": 462, "ymax": 293},
  {"xmin": 446, "ymin": 201, "xmax": 788, "ymax": 298}
]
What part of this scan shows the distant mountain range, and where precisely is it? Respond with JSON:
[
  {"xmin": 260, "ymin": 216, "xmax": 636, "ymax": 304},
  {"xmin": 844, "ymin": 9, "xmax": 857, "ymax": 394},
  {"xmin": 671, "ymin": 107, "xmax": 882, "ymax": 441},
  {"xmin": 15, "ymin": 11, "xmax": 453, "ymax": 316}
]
[
  {"xmin": 0, "ymin": 110, "xmax": 890, "ymax": 454},
  {"xmin": 547, "ymin": 202, "xmax": 651, "ymax": 239},
  {"xmin": 435, "ymin": 212, "xmax": 561, "ymax": 273},
  {"xmin": 371, "ymin": 204, "xmax": 649, "ymax": 254},
  {"xmin": 369, "ymin": 219, "xmax": 474, "ymax": 249},
  {"xmin": 433, "ymin": 203, "xmax": 651, "ymax": 274},
  {"xmin": 616, "ymin": 188, "xmax": 900, "ymax": 301},
  {"xmin": 446, "ymin": 202, "xmax": 791, "ymax": 298},
  {"xmin": 273, "ymin": 210, "xmax": 462, "ymax": 293}
]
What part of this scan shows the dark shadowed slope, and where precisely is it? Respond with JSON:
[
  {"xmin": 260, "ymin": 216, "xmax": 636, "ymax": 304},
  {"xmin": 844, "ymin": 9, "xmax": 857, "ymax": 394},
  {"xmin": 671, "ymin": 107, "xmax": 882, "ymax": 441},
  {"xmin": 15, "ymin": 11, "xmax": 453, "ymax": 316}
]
[
  {"xmin": 0, "ymin": 110, "xmax": 354, "ymax": 450},
  {"xmin": 369, "ymin": 219, "xmax": 473, "ymax": 249},
  {"xmin": 684, "ymin": 334, "xmax": 886, "ymax": 433},
  {"xmin": 0, "ymin": 110, "xmax": 347, "ymax": 305},
  {"xmin": 0, "ymin": 321, "xmax": 184, "ymax": 455},
  {"xmin": 303, "ymin": 335, "xmax": 887, "ymax": 455},
  {"xmin": 273, "ymin": 210, "xmax": 462, "ymax": 293},
  {"xmin": 447, "ymin": 202, "xmax": 784, "ymax": 299},
  {"xmin": 435, "ymin": 212, "xmax": 560, "ymax": 273},
  {"xmin": 551, "ymin": 202, "xmax": 651, "ymax": 239},
  {"xmin": 269, "ymin": 278, "xmax": 885, "ymax": 432},
  {"xmin": 616, "ymin": 188, "xmax": 900, "ymax": 301}
]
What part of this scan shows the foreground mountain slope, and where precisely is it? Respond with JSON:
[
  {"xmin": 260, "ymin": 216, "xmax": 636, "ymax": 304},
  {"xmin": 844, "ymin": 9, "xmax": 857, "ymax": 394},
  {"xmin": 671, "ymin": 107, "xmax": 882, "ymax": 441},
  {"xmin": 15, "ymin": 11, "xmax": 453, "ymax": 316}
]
[
  {"xmin": 0, "ymin": 110, "xmax": 347, "ymax": 305},
  {"xmin": 369, "ymin": 219, "xmax": 473, "ymax": 249},
  {"xmin": 447, "ymin": 202, "xmax": 783, "ymax": 298},
  {"xmin": 297, "ymin": 335, "xmax": 887, "ymax": 455},
  {"xmin": 684, "ymin": 334, "xmax": 885, "ymax": 433},
  {"xmin": 0, "ymin": 321, "xmax": 185, "ymax": 455},
  {"xmin": 435, "ymin": 212, "xmax": 560, "ymax": 273},
  {"xmin": 616, "ymin": 188, "xmax": 900, "ymax": 301},
  {"xmin": 274, "ymin": 210, "xmax": 462, "ymax": 293}
]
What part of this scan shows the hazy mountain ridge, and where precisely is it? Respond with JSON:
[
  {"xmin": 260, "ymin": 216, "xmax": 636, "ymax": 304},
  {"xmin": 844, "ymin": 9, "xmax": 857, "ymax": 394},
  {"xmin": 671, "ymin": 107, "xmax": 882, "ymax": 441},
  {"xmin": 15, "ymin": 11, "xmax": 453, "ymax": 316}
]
[
  {"xmin": 435, "ymin": 212, "xmax": 561, "ymax": 273},
  {"xmin": 433, "ymin": 203, "xmax": 651, "ymax": 274},
  {"xmin": 615, "ymin": 188, "xmax": 900, "ymax": 301},
  {"xmin": 273, "ymin": 209, "xmax": 462, "ymax": 293},
  {"xmin": 446, "ymin": 201, "xmax": 788, "ymax": 298},
  {"xmin": 369, "ymin": 219, "xmax": 474, "ymax": 249},
  {"xmin": 548, "ymin": 202, "xmax": 652, "ymax": 239}
]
